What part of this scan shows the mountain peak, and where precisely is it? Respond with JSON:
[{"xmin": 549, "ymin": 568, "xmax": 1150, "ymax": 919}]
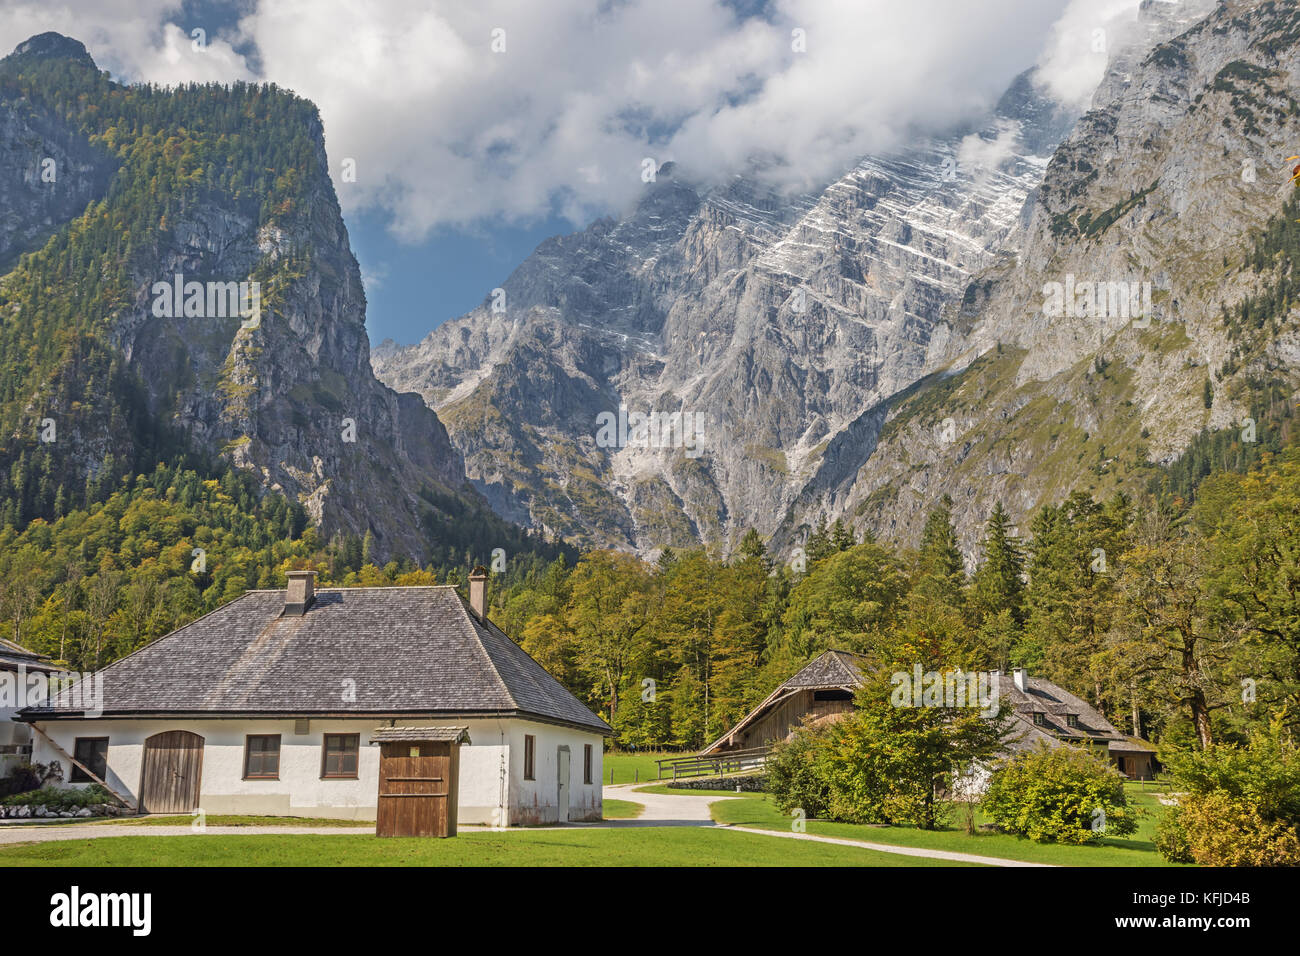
[{"xmin": 8, "ymin": 33, "xmax": 96, "ymax": 69}]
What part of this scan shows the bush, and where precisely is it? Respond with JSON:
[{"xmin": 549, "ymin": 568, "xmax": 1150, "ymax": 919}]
[
  {"xmin": 0, "ymin": 759, "xmax": 61, "ymax": 797},
  {"xmin": 0, "ymin": 783, "xmax": 113, "ymax": 809},
  {"xmin": 766, "ymin": 726, "xmax": 833, "ymax": 819},
  {"xmin": 981, "ymin": 744, "xmax": 1139, "ymax": 844},
  {"xmin": 1154, "ymin": 808, "xmax": 1193, "ymax": 863},
  {"xmin": 1173, "ymin": 794, "xmax": 1300, "ymax": 866},
  {"xmin": 1158, "ymin": 734, "xmax": 1300, "ymax": 866}
]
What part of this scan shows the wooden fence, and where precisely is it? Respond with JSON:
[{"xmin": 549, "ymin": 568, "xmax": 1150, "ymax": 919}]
[{"xmin": 654, "ymin": 746, "xmax": 771, "ymax": 781}]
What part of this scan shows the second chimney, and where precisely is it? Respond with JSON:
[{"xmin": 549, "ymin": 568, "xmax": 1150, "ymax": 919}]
[
  {"xmin": 284, "ymin": 570, "xmax": 315, "ymax": 616},
  {"xmin": 1013, "ymin": 667, "xmax": 1027, "ymax": 692},
  {"xmin": 468, "ymin": 566, "xmax": 488, "ymax": 622}
]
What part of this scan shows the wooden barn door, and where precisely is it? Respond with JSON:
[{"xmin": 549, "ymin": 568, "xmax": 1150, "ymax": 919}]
[
  {"xmin": 139, "ymin": 731, "xmax": 204, "ymax": 813},
  {"xmin": 377, "ymin": 742, "xmax": 457, "ymax": 837}
]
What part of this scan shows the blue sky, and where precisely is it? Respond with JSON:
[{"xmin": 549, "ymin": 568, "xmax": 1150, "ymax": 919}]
[{"xmin": 348, "ymin": 211, "xmax": 574, "ymax": 346}]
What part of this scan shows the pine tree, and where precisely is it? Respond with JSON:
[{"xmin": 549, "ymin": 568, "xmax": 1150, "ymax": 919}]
[
  {"xmin": 913, "ymin": 496, "xmax": 966, "ymax": 608},
  {"xmin": 971, "ymin": 501, "xmax": 1026, "ymax": 625}
]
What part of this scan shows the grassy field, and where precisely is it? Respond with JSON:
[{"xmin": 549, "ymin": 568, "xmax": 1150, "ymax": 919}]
[
  {"xmin": 601, "ymin": 799, "xmax": 644, "ymax": 820},
  {"xmin": 0, "ymin": 827, "xmax": 976, "ymax": 867},
  {"xmin": 601, "ymin": 750, "xmax": 680, "ymax": 785},
  {"xmin": 0, "ymin": 814, "xmax": 374, "ymax": 828},
  {"xmin": 710, "ymin": 784, "xmax": 1178, "ymax": 867}
]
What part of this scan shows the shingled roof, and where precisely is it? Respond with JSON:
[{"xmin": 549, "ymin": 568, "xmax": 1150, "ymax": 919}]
[
  {"xmin": 999, "ymin": 670, "xmax": 1156, "ymax": 754},
  {"xmin": 781, "ymin": 650, "xmax": 865, "ymax": 690},
  {"xmin": 20, "ymin": 586, "xmax": 611, "ymax": 735}
]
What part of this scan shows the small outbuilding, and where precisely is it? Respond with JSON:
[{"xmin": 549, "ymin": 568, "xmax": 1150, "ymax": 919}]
[{"xmin": 371, "ymin": 726, "xmax": 470, "ymax": 837}]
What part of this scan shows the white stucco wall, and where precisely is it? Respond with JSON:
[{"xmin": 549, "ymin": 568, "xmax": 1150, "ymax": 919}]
[
  {"xmin": 29, "ymin": 716, "xmax": 603, "ymax": 825},
  {"xmin": 508, "ymin": 718, "xmax": 603, "ymax": 824},
  {"xmin": 0, "ymin": 704, "xmax": 33, "ymax": 778}
]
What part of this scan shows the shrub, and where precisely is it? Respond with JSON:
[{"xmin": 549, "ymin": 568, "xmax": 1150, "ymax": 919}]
[
  {"xmin": 981, "ymin": 744, "xmax": 1139, "ymax": 844},
  {"xmin": 0, "ymin": 783, "xmax": 114, "ymax": 809},
  {"xmin": 1154, "ymin": 808, "xmax": 1193, "ymax": 863},
  {"xmin": 766, "ymin": 725, "xmax": 833, "ymax": 819},
  {"xmin": 1158, "ymin": 734, "xmax": 1300, "ymax": 866},
  {"xmin": 0, "ymin": 759, "xmax": 61, "ymax": 797},
  {"xmin": 1175, "ymin": 793, "xmax": 1300, "ymax": 866}
]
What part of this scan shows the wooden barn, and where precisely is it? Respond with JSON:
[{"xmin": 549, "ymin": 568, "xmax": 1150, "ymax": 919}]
[{"xmin": 700, "ymin": 650, "xmax": 863, "ymax": 755}]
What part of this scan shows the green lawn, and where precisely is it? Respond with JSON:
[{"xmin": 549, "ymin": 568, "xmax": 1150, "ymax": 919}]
[
  {"xmin": 601, "ymin": 750, "xmax": 679, "ymax": 785},
  {"xmin": 601, "ymin": 799, "xmax": 644, "ymax": 820},
  {"xmin": 0, "ymin": 814, "xmax": 374, "ymax": 828},
  {"xmin": 0, "ymin": 827, "xmax": 975, "ymax": 867},
  {"xmin": 710, "ymin": 786, "xmax": 1180, "ymax": 867}
]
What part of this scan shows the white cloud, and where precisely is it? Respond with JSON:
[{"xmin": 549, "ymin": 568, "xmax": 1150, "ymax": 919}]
[
  {"xmin": 1032, "ymin": 0, "xmax": 1142, "ymax": 109},
  {"xmin": 0, "ymin": 1, "xmax": 255, "ymax": 85},
  {"xmin": 2, "ymin": 0, "xmax": 1159, "ymax": 239}
]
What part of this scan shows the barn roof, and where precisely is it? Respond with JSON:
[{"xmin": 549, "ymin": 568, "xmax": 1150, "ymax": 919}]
[
  {"xmin": 781, "ymin": 649, "xmax": 866, "ymax": 690},
  {"xmin": 699, "ymin": 649, "xmax": 864, "ymax": 755},
  {"xmin": 19, "ymin": 586, "xmax": 611, "ymax": 735}
]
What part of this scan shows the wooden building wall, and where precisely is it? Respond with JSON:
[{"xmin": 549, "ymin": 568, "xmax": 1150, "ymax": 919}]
[{"xmin": 731, "ymin": 689, "xmax": 854, "ymax": 750}]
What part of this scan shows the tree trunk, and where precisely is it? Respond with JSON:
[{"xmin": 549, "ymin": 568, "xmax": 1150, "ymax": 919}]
[{"xmin": 1191, "ymin": 691, "xmax": 1214, "ymax": 749}]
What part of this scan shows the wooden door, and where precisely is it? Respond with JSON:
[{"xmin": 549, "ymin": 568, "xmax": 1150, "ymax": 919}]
[
  {"xmin": 557, "ymin": 746, "xmax": 570, "ymax": 824},
  {"xmin": 377, "ymin": 742, "xmax": 456, "ymax": 837},
  {"xmin": 139, "ymin": 731, "xmax": 204, "ymax": 814}
]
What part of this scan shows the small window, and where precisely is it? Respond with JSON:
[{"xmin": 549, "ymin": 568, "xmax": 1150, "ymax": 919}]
[
  {"xmin": 321, "ymin": 734, "xmax": 360, "ymax": 779},
  {"xmin": 1066, "ymin": 714, "xmax": 1079, "ymax": 729},
  {"xmin": 583, "ymin": 744, "xmax": 593, "ymax": 785},
  {"xmin": 244, "ymin": 735, "xmax": 281, "ymax": 779},
  {"xmin": 71, "ymin": 737, "xmax": 109, "ymax": 783},
  {"xmin": 523, "ymin": 734, "xmax": 535, "ymax": 781},
  {"xmin": 1032, "ymin": 712, "xmax": 1047, "ymax": 727}
]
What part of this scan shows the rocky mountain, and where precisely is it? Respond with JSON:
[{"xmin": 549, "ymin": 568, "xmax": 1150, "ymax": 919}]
[
  {"xmin": 373, "ymin": 0, "xmax": 1233, "ymax": 559},
  {"xmin": 0, "ymin": 33, "xmax": 528, "ymax": 564},
  {"xmin": 780, "ymin": 0, "xmax": 1300, "ymax": 559},
  {"xmin": 372, "ymin": 77, "xmax": 1074, "ymax": 556}
]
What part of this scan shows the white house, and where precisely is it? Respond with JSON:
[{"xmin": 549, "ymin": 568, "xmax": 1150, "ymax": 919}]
[{"xmin": 19, "ymin": 570, "xmax": 611, "ymax": 824}]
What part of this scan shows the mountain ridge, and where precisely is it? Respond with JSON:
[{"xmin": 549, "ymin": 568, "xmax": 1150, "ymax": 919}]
[
  {"xmin": 0, "ymin": 34, "xmax": 546, "ymax": 565},
  {"xmin": 372, "ymin": 0, "xmax": 1228, "ymax": 560}
]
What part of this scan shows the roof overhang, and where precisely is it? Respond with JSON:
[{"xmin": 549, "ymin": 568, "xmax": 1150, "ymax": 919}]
[{"xmin": 370, "ymin": 726, "xmax": 470, "ymax": 745}]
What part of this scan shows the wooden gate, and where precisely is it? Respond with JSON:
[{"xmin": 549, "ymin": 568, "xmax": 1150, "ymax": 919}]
[
  {"xmin": 373, "ymin": 727, "xmax": 469, "ymax": 838},
  {"xmin": 139, "ymin": 731, "xmax": 204, "ymax": 813}
]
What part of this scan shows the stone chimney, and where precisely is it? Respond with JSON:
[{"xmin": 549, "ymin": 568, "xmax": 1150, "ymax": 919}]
[
  {"xmin": 468, "ymin": 566, "xmax": 489, "ymax": 622},
  {"xmin": 1013, "ymin": 667, "xmax": 1027, "ymax": 692},
  {"xmin": 284, "ymin": 570, "xmax": 315, "ymax": 616}
]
